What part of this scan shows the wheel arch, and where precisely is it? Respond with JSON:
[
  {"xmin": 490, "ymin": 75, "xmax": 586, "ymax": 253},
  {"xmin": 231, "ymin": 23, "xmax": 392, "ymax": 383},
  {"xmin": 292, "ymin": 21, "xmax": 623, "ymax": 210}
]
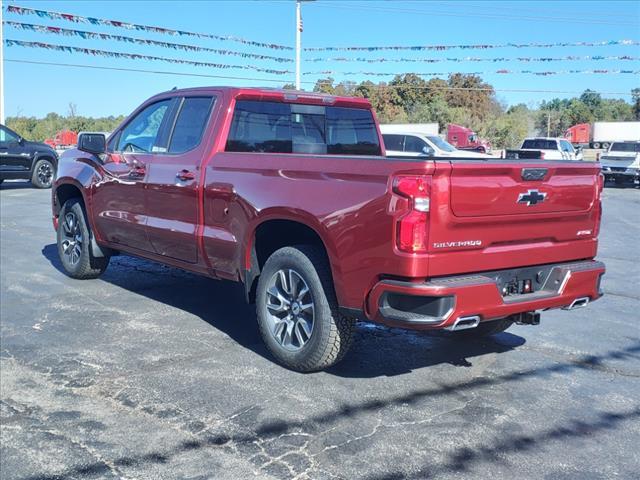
[{"xmin": 244, "ymin": 213, "xmax": 343, "ymax": 305}]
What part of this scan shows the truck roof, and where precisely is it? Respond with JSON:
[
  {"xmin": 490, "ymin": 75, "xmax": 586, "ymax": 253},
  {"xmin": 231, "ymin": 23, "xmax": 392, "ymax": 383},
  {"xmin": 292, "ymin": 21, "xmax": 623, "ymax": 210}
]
[{"xmin": 154, "ymin": 86, "xmax": 372, "ymax": 109}]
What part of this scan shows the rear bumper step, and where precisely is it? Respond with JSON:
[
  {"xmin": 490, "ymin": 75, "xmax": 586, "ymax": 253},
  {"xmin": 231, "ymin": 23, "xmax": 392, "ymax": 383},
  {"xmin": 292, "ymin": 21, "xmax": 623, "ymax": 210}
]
[{"xmin": 366, "ymin": 260, "xmax": 605, "ymax": 330}]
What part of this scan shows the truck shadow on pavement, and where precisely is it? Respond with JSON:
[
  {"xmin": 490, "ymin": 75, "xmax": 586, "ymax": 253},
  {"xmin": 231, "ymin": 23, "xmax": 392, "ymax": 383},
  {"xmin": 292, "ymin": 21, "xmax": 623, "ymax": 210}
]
[{"xmin": 41, "ymin": 243, "xmax": 525, "ymax": 378}]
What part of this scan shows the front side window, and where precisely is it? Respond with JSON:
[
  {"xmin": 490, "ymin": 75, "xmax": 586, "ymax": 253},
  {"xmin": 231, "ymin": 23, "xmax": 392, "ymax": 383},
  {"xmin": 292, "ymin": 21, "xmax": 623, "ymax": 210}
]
[
  {"xmin": 169, "ymin": 97, "xmax": 215, "ymax": 154},
  {"xmin": 225, "ymin": 100, "xmax": 381, "ymax": 156},
  {"xmin": 560, "ymin": 140, "xmax": 574, "ymax": 153},
  {"xmin": 0, "ymin": 126, "xmax": 19, "ymax": 144},
  {"xmin": 118, "ymin": 99, "xmax": 172, "ymax": 153},
  {"xmin": 404, "ymin": 135, "xmax": 428, "ymax": 153}
]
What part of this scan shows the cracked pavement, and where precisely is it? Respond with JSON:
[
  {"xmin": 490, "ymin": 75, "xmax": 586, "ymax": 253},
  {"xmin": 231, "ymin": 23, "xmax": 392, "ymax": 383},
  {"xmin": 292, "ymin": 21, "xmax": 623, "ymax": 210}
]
[{"xmin": 1, "ymin": 182, "xmax": 639, "ymax": 479}]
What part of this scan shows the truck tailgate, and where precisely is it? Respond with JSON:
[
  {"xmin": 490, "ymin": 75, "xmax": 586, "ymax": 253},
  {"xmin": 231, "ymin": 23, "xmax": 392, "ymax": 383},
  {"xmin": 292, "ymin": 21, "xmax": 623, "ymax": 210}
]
[{"xmin": 427, "ymin": 160, "xmax": 602, "ymax": 277}]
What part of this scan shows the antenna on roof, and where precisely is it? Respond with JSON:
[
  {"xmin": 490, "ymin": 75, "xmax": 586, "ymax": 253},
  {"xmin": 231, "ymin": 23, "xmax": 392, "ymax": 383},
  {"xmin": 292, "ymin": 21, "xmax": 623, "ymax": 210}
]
[{"xmin": 171, "ymin": 86, "xmax": 177, "ymax": 91}]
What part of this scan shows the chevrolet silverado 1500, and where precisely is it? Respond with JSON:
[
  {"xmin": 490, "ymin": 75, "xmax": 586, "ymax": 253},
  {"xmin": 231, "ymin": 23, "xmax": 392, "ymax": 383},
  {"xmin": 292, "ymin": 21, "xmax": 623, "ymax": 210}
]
[{"xmin": 52, "ymin": 87, "xmax": 606, "ymax": 372}]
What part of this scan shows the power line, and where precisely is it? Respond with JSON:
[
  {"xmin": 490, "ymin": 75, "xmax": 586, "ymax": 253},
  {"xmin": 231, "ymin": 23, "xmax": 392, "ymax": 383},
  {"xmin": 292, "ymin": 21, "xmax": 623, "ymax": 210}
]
[
  {"xmin": 412, "ymin": 1, "xmax": 638, "ymax": 20},
  {"xmin": 6, "ymin": 59, "xmax": 635, "ymax": 97},
  {"xmin": 307, "ymin": 55, "xmax": 640, "ymax": 64},
  {"xmin": 313, "ymin": 2, "xmax": 639, "ymax": 27}
]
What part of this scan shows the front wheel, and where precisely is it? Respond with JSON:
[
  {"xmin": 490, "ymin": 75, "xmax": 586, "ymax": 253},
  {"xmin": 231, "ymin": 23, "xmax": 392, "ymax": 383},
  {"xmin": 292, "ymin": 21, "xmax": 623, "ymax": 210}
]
[
  {"xmin": 449, "ymin": 318, "xmax": 513, "ymax": 339},
  {"xmin": 57, "ymin": 198, "xmax": 110, "ymax": 279},
  {"xmin": 31, "ymin": 158, "xmax": 55, "ymax": 189},
  {"xmin": 256, "ymin": 245, "xmax": 355, "ymax": 372}
]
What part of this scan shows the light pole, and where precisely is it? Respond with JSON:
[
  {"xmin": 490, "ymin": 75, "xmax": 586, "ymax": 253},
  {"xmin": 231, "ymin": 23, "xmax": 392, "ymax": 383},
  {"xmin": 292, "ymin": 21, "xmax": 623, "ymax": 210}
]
[
  {"xmin": 1, "ymin": 0, "xmax": 5, "ymax": 124},
  {"xmin": 295, "ymin": 0, "xmax": 314, "ymax": 90},
  {"xmin": 295, "ymin": 0, "xmax": 301, "ymax": 89}
]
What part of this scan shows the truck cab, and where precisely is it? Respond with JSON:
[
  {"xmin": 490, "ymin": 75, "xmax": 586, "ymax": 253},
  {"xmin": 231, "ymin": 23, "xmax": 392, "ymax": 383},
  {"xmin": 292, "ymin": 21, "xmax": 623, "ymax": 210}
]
[
  {"xmin": 519, "ymin": 137, "xmax": 583, "ymax": 161},
  {"xmin": 447, "ymin": 124, "xmax": 491, "ymax": 153}
]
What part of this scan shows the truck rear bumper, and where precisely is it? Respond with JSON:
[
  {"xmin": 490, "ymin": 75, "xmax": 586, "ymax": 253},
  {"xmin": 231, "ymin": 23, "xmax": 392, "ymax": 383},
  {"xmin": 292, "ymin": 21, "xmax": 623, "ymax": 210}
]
[{"xmin": 366, "ymin": 260, "xmax": 605, "ymax": 330}]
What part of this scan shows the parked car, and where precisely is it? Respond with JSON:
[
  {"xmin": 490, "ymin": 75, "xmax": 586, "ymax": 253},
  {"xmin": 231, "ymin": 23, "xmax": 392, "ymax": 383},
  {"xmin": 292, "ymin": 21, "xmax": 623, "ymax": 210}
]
[
  {"xmin": 381, "ymin": 129, "xmax": 490, "ymax": 159},
  {"xmin": 506, "ymin": 137, "xmax": 583, "ymax": 161},
  {"xmin": 0, "ymin": 124, "xmax": 58, "ymax": 188},
  {"xmin": 599, "ymin": 141, "xmax": 640, "ymax": 186},
  {"xmin": 52, "ymin": 87, "xmax": 605, "ymax": 372}
]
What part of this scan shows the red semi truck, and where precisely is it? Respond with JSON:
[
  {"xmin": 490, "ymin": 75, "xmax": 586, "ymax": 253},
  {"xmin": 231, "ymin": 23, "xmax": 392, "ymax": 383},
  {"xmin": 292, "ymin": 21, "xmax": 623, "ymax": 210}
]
[
  {"xmin": 52, "ymin": 87, "xmax": 605, "ymax": 372},
  {"xmin": 565, "ymin": 122, "xmax": 640, "ymax": 149},
  {"xmin": 44, "ymin": 130, "xmax": 78, "ymax": 151},
  {"xmin": 446, "ymin": 123, "xmax": 491, "ymax": 153}
]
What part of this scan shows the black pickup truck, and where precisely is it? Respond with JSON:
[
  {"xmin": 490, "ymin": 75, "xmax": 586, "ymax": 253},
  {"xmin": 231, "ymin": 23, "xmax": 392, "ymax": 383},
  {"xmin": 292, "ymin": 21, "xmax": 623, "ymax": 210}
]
[{"xmin": 0, "ymin": 124, "xmax": 58, "ymax": 188}]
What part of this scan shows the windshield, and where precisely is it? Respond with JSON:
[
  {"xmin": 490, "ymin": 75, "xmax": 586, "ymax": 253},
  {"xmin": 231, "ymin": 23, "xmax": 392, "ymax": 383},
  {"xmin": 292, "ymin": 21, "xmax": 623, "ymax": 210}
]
[
  {"xmin": 610, "ymin": 142, "xmax": 640, "ymax": 152},
  {"xmin": 426, "ymin": 135, "xmax": 456, "ymax": 152}
]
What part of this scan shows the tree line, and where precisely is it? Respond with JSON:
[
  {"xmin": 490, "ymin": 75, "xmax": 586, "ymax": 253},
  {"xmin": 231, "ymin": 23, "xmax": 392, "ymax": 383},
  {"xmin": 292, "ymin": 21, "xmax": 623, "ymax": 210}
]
[{"xmin": 6, "ymin": 75, "xmax": 639, "ymax": 149}]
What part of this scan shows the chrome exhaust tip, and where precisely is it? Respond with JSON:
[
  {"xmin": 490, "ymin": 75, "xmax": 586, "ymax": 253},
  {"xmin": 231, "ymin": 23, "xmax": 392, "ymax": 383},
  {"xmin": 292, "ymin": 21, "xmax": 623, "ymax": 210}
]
[
  {"xmin": 563, "ymin": 297, "xmax": 590, "ymax": 310},
  {"xmin": 446, "ymin": 315, "xmax": 481, "ymax": 331}
]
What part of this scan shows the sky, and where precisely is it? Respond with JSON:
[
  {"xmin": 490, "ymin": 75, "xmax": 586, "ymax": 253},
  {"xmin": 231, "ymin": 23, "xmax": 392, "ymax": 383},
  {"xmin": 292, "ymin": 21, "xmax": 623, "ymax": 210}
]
[{"xmin": 2, "ymin": 0, "xmax": 640, "ymax": 118}]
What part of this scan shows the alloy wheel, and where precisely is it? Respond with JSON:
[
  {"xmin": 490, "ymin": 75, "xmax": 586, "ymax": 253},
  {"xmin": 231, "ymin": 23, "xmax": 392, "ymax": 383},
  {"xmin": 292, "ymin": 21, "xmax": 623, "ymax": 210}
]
[
  {"xmin": 265, "ymin": 268, "xmax": 315, "ymax": 351},
  {"xmin": 61, "ymin": 212, "xmax": 83, "ymax": 265},
  {"xmin": 37, "ymin": 162, "xmax": 53, "ymax": 186}
]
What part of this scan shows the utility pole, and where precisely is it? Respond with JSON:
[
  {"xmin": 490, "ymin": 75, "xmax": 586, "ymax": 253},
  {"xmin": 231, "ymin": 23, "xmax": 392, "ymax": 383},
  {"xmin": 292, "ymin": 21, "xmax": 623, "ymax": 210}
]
[
  {"xmin": 295, "ymin": 0, "xmax": 301, "ymax": 90},
  {"xmin": 547, "ymin": 111, "xmax": 551, "ymax": 137},
  {"xmin": 1, "ymin": 0, "xmax": 5, "ymax": 124}
]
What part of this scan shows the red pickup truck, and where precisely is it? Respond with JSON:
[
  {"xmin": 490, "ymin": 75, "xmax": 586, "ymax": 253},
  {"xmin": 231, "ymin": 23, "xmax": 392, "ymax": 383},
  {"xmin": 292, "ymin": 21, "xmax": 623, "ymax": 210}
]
[{"xmin": 52, "ymin": 87, "xmax": 605, "ymax": 372}]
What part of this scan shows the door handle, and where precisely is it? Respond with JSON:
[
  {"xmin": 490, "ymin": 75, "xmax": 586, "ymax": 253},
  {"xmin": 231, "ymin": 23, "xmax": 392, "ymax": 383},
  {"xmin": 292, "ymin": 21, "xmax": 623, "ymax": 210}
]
[{"xmin": 176, "ymin": 169, "xmax": 196, "ymax": 181}]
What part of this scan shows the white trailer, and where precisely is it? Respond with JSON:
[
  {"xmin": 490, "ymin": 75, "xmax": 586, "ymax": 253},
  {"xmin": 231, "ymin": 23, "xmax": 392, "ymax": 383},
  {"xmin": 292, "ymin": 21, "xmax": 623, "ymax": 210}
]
[
  {"xmin": 592, "ymin": 122, "xmax": 640, "ymax": 148},
  {"xmin": 380, "ymin": 123, "xmax": 439, "ymax": 136}
]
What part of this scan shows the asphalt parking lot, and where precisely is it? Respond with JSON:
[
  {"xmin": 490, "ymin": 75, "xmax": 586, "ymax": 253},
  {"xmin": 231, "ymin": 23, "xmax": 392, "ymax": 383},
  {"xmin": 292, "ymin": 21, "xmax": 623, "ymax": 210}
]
[{"xmin": 1, "ymin": 181, "xmax": 639, "ymax": 480}]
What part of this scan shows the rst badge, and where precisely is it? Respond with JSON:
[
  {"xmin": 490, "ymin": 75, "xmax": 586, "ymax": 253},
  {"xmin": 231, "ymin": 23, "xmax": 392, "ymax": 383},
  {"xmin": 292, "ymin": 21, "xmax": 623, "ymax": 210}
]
[{"xmin": 517, "ymin": 189, "xmax": 547, "ymax": 206}]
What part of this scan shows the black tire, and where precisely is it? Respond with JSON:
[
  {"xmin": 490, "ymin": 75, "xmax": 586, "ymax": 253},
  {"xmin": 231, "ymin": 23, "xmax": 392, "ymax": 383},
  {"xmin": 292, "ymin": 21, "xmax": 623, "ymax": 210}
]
[
  {"xmin": 450, "ymin": 318, "xmax": 513, "ymax": 339},
  {"xmin": 256, "ymin": 245, "xmax": 355, "ymax": 372},
  {"xmin": 57, "ymin": 198, "xmax": 110, "ymax": 279},
  {"xmin": 31, "ymin": 158, "xmax": 55, "ymax": 189}
]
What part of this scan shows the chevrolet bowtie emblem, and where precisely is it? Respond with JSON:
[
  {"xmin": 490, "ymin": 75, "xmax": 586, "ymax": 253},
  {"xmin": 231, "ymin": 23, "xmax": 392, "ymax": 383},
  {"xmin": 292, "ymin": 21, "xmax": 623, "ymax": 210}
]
[{"xmin": 517, "ymin": 189, "xmax": 547, "ymax": 206}]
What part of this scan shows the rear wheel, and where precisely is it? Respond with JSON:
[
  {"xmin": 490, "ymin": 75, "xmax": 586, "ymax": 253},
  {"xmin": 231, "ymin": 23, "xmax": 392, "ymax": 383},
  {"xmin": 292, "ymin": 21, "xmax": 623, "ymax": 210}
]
[
  {"xmin": 57, "ymin": 198, "xmax": 110, "ymax": 279},
  {"xmin": 256, "ymin": 245, "xmax": 355, "ymax": 372},
  {"xmin": 31, "ymin": 158, "xmax": 55, "ymax": 189},
  {"xmin": 450, "ymin": 318, "xmax": 513, "ymax": 339}
]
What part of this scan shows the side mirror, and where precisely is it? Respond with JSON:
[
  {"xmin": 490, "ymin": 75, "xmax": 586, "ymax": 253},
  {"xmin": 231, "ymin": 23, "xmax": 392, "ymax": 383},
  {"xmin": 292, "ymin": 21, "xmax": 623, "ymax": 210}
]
[
  {"xmin": 17, "ymin": 136, "xmax": 24, "ymax": 145},
  {"xmin": 422, "ymin": 146, "xmax": 435, "ymax": 156},
  {"xmin": 78, "ymin": 133, "xmax": 106, "ymax": 155}
]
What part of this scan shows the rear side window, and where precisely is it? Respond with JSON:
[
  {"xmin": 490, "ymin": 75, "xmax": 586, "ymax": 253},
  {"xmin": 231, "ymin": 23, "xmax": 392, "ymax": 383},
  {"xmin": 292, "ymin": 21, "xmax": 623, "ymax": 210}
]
[
  {"xmin": 225, "ymin": 100, "xmax": 381, "ymax": 156},
  {"xmin": 383, "ymin": 134, "xmax": 404, "ymax": 151},
  {"xmin": 169, "ymin": 97, "xmax": 214, "ymax": 154},
  {"xmin": 326, "ymin": 107, "xmax": 380, "ymax": 155},
  {"xmin": 226, "ymin": 101, "xmax": 292, "ymax": 153}
]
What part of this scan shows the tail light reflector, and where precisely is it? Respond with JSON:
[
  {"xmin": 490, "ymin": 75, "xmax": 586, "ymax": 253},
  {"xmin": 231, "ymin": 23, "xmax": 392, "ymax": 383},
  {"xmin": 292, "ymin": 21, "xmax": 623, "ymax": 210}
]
[{"xmin": 392, "ymin": 176, "xmax": 431, "ymax": 253}]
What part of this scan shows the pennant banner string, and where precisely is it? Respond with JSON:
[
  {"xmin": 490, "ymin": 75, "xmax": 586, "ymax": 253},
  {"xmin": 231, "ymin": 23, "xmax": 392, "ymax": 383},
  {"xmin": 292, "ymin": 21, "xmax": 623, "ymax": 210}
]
[
  {"xmin": 305, "ymin": 39, "xmax": 640, "ymax": 52},
  {"xmin": 4, "ymin": 39, "xmax": 293, "ymax": 75},
  {"xmin": 4, "ymin": 21, "xmax": 293, "ymax": 63},
  {"xmin": 308, "ymin": 55, "xmax": 639, "ymax": 63},
  {"xmin": 5, "ymin": 4, "xmax": 293, "ymax": 51},
  {"xmin": 305, "ymin": 69, "xmax": 640, "ymax": 76}
]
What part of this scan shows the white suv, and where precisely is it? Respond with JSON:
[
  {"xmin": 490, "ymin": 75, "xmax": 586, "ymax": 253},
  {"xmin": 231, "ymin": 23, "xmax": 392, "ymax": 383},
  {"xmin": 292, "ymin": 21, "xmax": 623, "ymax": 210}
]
[{"xmin": 382, "ymin": 132, "xmax": 490, "ymax": 159}]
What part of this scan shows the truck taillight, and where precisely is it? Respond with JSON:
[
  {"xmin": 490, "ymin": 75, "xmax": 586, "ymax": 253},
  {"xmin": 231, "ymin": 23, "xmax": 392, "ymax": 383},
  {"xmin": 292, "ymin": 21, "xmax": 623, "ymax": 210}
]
[
  {"xmin": 540, "ymin": 151, "xmax": 545, "ymax": 160},
  {"xmin": 392, "ymin": 176, "xmax": 431, "ymax": 253}
]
